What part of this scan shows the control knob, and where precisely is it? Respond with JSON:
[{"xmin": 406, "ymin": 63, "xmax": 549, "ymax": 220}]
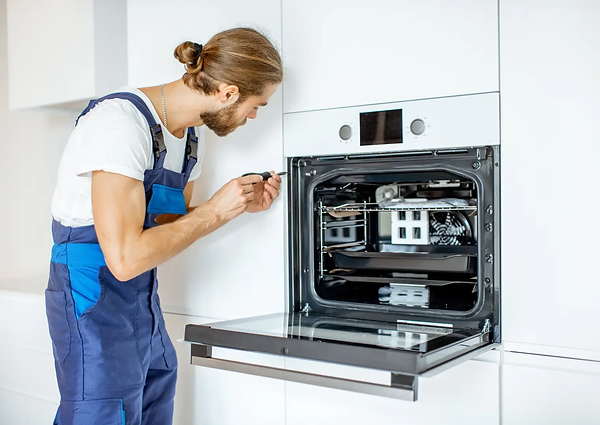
[
  {"xmin": 339, "ymin": 124, "xmax": 352, "ymax": 140},
  {"xmin": 410, "ymin": 119, "xmax": 425, "ymax": 135}
]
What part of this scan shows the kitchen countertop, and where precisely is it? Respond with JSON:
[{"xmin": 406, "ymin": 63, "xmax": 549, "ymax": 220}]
[
  {"xmin": 0, "ymin": 274, "xmax": 48, "ymax": 296},
  {"xmin": 0, "ymin": 273, "xmax": 218, "ymax": 325}
]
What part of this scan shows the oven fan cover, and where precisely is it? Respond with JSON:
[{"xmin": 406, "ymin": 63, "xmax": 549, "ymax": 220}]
[{"xmin": 429, "ymin": 211, "xmax": 472, "ymax": 246}]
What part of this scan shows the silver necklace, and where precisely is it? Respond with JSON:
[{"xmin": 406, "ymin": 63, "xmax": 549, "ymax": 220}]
[{"xmin": 160, "ymin": 84, "xmax": 167, "ymax": 128}]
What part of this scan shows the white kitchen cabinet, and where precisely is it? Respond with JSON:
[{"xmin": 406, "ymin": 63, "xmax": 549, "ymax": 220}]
[
  {"xmin": 128, "ymin": 0, "xmax": 286, "ymax": 320},
  {"xmin": 0, "ymin": 389, "xmax": 58, "ymax": 425},
  {"xmin": 164, "ymin": 314, "xmax": 286, "ymax": 425},
  {"xmin": 284, "ymin": 355, "xmax": 500, "ymax": 425},
  {"xmin": 6, "ymin": 0, "xmax": 127, "ymax": 110},
  {"xmin": 0, "ymin": 282, "xmax": 59, "ymax": 403},
  {"xmin": 502, "ymin": 352, "xmax": 600, "ymax": 424},
  {"xmin": 500, "ymin": 0, "xmax": 600, "ymax": 356},
  {"xmin": 0, "ymin": 342, "xmax": 59, "ymax": 402},
  {"xmin": 127, "ymin": 0, "xmax": 283, "ymax": 87},
  {"xmin": 0, "ymin": 280, "xmax": 59, "ymax": 425},
  {"xmin": 281, "ymin": 0, "xmax": 499, "ymax": 113}
]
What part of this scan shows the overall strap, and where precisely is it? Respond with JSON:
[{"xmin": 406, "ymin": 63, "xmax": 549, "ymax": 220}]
[
  {"xmin": 182, "ymin": 127, "xmax": 198, "ymax": 175},
  {"xmin": 75, "ymin": 92, "xmax": 167, "ymax": 169}
]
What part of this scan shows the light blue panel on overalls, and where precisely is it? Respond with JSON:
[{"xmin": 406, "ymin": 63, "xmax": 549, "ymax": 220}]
[
  {"xmin": 51, "ymin": 243, "xmax": 106, "ymax": 318},
  {"xmin": 146, "ymin": 184, "xmax": 188, "ymax": 215},
  {"xmin": 46, "ymin": 92, "xmax": 198, "ymax": 425}
]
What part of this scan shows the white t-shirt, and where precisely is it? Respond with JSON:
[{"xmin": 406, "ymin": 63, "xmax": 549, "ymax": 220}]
[{"xmin": 51, "ymin": 87, "xmax": 205, "ymax": 227}]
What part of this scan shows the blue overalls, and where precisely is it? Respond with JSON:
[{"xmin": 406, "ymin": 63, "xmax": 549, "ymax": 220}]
[{"xmin": 45, "ymin": 93, "xmax": 198, "ymax": 425}]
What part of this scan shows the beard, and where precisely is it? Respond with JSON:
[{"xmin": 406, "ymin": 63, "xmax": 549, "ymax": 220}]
[{"xmin": 200, "ymin": 102, "xmax": 247, "ymax": 137}]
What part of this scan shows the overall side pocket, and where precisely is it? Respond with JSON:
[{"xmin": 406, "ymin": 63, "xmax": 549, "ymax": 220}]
[
  {"xmin": 45, "ymin": 289, "xmax": 71, "ymax": 363},
  {"xmin": 56, "ymin": 398, "xmax": 125, "ymax": 425},
  {"xmin": 79, "ymin": 266, "xmax": 146, "ymax": 391}
]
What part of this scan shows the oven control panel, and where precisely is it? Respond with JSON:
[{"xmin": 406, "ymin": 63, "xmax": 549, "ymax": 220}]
[{"xmin": 283, "ymin": 92, "xmax": 499, "ymax": 157}]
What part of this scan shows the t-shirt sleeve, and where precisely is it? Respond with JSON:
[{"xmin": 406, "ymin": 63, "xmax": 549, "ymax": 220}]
[
  {"xmin": 188, "ymin": 126, "xmax": 205, "ymax": 182},
  {"xmin": 75, "ymin": 100, "xmax": 152, "ymax": 181}
]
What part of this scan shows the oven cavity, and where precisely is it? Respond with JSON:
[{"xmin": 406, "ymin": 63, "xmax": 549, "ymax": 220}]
[{"xmin": 314, "ymin": 172, "xmax": 480, "ymax": 313}]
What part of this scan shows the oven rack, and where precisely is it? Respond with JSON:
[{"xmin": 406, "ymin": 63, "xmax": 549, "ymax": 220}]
[
  {"xmin": 321, "ymin": 241, "xmax": 366, "ymax": 251},
  {"xmin": 322, "ymin": 202, "xmax": 477, "ymax": 214},
  {"xmin": 321, "ymin": 219, "xmax": 366, "ymax": 230},
  {"xmin": 318, "ymin": 200, "xmax": 370, "ymax": 278}
]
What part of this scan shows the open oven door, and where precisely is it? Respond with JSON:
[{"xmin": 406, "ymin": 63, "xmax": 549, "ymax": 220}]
[{"xmin": 184, "ymin": 312, "xmax": 499, "ymax": 401}]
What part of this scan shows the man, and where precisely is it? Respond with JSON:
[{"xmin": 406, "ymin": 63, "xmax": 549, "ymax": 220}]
[{"xmin": 45, "ymin": 27, "xmax": 283, "ymax": 425}]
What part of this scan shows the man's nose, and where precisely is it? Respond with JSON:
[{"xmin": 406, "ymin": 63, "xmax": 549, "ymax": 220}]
[{"xmin": 247, "ymin": 110, "xmax": 257, "ymax": 119}]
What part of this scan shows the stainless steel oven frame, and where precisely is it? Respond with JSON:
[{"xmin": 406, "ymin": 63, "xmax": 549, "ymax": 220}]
[{"xmin": 289, "ymin": 147, "xmax": 500, "ymax": 332}]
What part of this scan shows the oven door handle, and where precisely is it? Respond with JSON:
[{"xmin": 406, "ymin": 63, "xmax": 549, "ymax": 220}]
[{"xmin": 191, "ymin": 344, "xmax": 418, "ymax": 401}]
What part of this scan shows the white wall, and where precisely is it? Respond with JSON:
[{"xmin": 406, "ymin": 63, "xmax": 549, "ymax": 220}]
[
  {"xmin": 0, "ymin": 1, "xmax": 76, "ymax": 281},
  {"xmin": 126, "ymin": 1, "xmax": 288, "ymax": 423},
  {"xmin": 127, "ymin": 0, "xmax": 287, "ymax": 320}
]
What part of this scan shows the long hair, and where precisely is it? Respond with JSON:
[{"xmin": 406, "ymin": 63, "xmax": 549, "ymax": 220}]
[{"xmin": 174, "ymin": 28, "xmax": 283, "ymax": 100}]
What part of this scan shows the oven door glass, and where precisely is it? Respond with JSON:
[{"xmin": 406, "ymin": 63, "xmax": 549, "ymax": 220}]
[{"xmin": 184, "ymin": 312, "xmax": 495, "ymax": 377}]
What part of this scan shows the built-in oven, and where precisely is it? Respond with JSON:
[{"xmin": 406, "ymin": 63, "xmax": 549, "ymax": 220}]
[{"xmin": 184, "ymin": 92, "xmax": 500, "ymax": 401}]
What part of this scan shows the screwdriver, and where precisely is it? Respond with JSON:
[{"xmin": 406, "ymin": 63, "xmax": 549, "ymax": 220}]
[{"xmin": 242, "ymin": 171, "xmax": 288, "ymax": 182}]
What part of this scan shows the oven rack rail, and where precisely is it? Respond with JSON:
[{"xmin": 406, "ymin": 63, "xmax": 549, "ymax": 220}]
[
  {"xmin": 322, "ymin": 202, "xmax": 477, "ymax": 214},
  {"xmin": 321, "ymin": 219, "xmax": 366, "ymax": 230}
]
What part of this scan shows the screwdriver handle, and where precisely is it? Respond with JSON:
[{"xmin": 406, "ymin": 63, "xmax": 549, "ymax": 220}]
[{"xmin": 242, "ymin": 171, "xmax": 273, "ymax": 181}]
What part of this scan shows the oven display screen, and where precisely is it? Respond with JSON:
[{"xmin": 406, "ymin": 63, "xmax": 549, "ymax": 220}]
[{"xmin": 359, "ymin": 109, "xmax": 403, "ymax": 146}]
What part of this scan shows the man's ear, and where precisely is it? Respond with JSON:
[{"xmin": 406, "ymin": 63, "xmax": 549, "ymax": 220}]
[{"xmin": 217, "ymin": 83, "xmax": 240, "ymax": 105}]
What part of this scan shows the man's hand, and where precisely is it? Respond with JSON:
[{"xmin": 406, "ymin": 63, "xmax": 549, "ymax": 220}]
[
  {"xmin": 207, "ymin": 174, "xmax": 263, "ymax": 219},
  {"xmin": 246, "ymin": 171, "xmax": 282, "ymax": 213}
]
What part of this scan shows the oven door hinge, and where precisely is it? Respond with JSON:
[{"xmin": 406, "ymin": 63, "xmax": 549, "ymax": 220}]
[
  {"xmin": 482, "ymin": 319, "xmax": 491, "ymax": 333},
  {"xmin": 301, "ymin": 303, "xmax": 312, "ymax": 314}
]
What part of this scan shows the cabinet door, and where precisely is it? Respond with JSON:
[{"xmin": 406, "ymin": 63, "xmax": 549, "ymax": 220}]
[
  {"xmin": 164, "ymin": 314, "xmax": 285, "ymax": 425},
  {"xmin": 500, "ymin": 0, "xmax": 600, "ymax": 354},
  {"xmin": 7, "ymin": 0, "xmax": 94, "ymax": 109},
  {"xmin": 282, "ymin": 0, "xmax": 499, "ymax": 113},
  {"xmin": 127, "ymin": 0, "xmax": 282, "ymax": 87},
  {"xmin": 502, "ymin": 352, "xmax": 600, "ymax": 424},
  {"xmin": 0, "ymin": 289, "xmax": 59, "ymax": 401},
  {"xmin": 285, "ymin": 355, "xmax": 499, "ymax": 425},
  {"xmin": 0, "ymin": 389, "xmax": 58, "ymax": 425},
  {"xmin": 6, "ymin": 0, "xmax": 127, "ymax": 110},
  {"xmin": 0, "ymin": 289, "xmax": 59, "ymax": 424}
]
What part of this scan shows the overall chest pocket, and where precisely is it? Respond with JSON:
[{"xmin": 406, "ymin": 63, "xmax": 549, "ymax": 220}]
[{"xmin": 147, "ymin": 184, "xmax": 188, "ymax": 215}]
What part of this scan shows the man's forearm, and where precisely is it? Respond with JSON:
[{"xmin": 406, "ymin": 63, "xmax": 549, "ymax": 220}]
[
  {"xmin": 108, "ymin": 202, "xmax": 227, "ymax": 281},
  {"xmin": 153, "ymin": 206, "xmax": 198, "ymax": 226}
]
